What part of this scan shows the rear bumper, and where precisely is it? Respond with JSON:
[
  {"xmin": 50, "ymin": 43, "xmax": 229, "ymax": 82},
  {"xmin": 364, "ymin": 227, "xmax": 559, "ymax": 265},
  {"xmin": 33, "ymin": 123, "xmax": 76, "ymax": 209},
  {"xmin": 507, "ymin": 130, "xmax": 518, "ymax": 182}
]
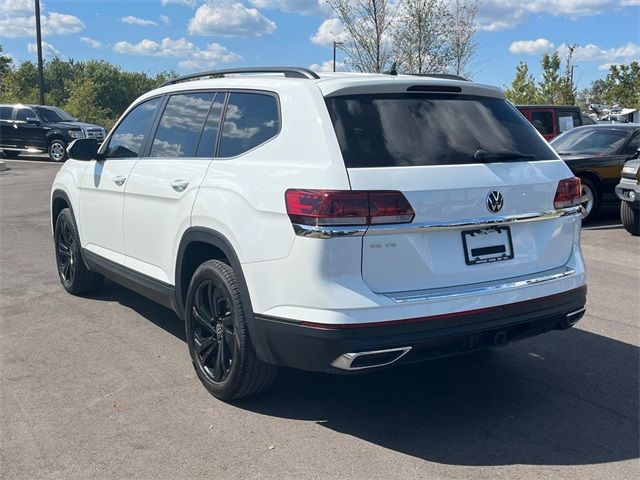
[{"xmin": 253, "ymin": 286, "xmax": 587, "ymax": 373}]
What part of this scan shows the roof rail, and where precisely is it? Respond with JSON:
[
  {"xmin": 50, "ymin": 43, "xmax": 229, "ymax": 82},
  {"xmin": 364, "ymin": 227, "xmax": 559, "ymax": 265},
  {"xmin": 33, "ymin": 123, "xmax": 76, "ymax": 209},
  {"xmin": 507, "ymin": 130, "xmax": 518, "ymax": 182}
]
[
  {"xmin": 160, "ymin": 67, "xmax": 320, "ymax": 87},
  {"xmin": 412, "ymin": 73, "xmax": 470, "ymax": 82}
]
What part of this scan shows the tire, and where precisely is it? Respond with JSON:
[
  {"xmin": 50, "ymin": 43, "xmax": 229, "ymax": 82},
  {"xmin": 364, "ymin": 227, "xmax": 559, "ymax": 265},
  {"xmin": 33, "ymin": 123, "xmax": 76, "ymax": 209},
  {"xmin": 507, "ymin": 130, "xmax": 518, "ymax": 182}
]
[
  {"xmin": 1, "ymin": 150, "xmax": 20, "ymax": 159},
  {"xmin": 578, "ymin": 178, "xmax": 599, "ymax": 223},
  {"xmin": 185, "ymin": 260, "xmax": 277, "ymax": 400},
  {"xmin": 620, "ymin": 201, "xmax": 640, "ymax": 236},
  {"xmin": 48, "ymin": 139, "xmax": 67, "ymax": 162},
  {"xmin": 54, "ymin": 208, "xmax": 104, "ymax": 295}
]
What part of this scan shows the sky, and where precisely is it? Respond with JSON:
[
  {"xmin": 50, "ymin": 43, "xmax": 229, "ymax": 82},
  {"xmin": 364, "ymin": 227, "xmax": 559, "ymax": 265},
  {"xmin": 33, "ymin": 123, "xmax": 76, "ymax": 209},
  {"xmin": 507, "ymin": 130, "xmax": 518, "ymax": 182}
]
[{"xmin": 0, "ymin": 0, "xmax": 639, "ymax": 91}]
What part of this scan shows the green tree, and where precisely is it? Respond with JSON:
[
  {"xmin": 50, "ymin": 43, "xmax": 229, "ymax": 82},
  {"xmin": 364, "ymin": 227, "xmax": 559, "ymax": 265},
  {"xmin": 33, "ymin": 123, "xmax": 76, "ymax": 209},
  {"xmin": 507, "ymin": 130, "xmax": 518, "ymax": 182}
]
[
  {"xmin": 504, "ymin": 61, "xmax": 537, "ymax": 104},
  {"xmin": 0, "ymin": 45, "xmax": 12, "ymax": 78},
  {"xmin": 601, "ymin": 61, "xmax": 640, "ymax": 108},
  {"xmin": 537, "ymin": 52, "xmax": 564, "ymax": 104}
]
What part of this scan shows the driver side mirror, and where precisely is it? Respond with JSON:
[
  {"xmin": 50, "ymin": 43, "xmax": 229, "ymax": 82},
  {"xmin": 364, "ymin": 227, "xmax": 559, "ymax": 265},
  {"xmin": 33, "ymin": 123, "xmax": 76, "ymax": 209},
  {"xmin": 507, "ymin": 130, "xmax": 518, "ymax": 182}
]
[
  {"xmin": 68, "ymin": 138, "xmax": 100, "ymax": 161},
  {"xmin": 25, "ymin": 117, "xmax": 40, "ymax": 126}
]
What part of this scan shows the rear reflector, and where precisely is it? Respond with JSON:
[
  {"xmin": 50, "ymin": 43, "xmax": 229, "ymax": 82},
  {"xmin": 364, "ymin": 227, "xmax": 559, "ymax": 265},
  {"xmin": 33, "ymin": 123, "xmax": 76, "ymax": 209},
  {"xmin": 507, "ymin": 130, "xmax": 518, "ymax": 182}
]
[
  {"xmin": 285, "ymin": 189, "xmax": 415, "ymax": 227},
  {"xmin": 554, "ymin": 177, "xmax": 582, "ymax": 209}
]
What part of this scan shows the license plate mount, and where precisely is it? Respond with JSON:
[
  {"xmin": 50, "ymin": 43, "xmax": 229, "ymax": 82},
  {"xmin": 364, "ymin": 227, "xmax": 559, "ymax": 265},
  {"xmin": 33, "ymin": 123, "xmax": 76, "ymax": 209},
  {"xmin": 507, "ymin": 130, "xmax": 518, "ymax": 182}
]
[{"xmin": 461, "ymin": 226, "xmax": 514, "ymax": 266}]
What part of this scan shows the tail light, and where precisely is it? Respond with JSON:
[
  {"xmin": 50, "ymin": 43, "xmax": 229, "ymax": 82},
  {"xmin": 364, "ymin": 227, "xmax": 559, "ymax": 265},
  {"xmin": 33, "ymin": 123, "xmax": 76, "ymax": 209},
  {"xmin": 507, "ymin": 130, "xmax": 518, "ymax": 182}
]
[
  {"xmin": 285, "ymin": 189, "xmax": 415, "ymax": 227},
  {"xmin": 554, "ymin": 177, "xmax": 582, "ymax": 209}
]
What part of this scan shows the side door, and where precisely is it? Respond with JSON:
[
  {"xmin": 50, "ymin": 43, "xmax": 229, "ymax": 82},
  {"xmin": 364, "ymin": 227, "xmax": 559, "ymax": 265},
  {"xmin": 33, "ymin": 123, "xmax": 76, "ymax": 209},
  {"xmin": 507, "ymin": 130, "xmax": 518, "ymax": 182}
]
[
  {"xmin": 123, "ymin": 91, "xmax": 223, "ymax": 284},
  {"xmin": 78, "ymin": 97, "xmax": 162, "ymax": 264},
  {"xmin": 529, "ymin": 109, "xmax": 556, "ymax": 141},
  {"xmin": 13, "ymin": 107, "xmax": 46, "ymax": 150}
]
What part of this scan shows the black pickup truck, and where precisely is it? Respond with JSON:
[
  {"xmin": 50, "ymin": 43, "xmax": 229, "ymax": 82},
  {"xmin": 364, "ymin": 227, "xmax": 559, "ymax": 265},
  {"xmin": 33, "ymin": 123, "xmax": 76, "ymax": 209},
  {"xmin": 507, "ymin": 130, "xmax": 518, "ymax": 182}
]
[{"xmin": 0, "ymin": 104, "xmax": 105, "ymax": 162}]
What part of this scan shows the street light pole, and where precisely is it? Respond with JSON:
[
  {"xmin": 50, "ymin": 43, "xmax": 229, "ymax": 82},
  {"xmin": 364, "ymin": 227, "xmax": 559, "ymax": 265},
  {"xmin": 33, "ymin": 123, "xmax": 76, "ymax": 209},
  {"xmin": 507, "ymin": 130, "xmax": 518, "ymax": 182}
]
[
  {"xmin": 332, "ymin": 41, "xmax": 343, "ymax": 72},
  {"xmin": 34, "ymin": 0, "xmax": 45, "ymax": 105}
]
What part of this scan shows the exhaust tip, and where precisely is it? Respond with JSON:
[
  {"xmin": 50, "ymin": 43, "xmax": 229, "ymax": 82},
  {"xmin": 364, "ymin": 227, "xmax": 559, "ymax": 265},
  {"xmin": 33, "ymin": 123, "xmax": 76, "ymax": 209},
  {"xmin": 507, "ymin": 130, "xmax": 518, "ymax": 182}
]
[
  {"xmin": 562, "ymin": 306, "xmax": 586, "ymax": 329},
  {"xmin": 331, "ymin": 346, "xmax": 412, "ymax": 371}
]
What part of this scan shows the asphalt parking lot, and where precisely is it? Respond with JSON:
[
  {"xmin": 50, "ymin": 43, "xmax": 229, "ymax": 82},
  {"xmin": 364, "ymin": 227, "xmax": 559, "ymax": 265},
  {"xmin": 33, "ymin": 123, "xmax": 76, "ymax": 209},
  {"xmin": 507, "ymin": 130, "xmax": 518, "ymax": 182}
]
[{"xmin": 1, "ymin": 159, "xmax": 638, "ymax": 480}]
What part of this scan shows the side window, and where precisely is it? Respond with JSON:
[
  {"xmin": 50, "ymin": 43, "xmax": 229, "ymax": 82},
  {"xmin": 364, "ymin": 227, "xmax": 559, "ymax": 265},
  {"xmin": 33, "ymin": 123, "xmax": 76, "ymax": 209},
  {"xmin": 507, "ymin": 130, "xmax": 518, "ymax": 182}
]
[
  {"xmin": 196, "ymin": 93, "xmax": 226, "ymax": 157},
  {"xmin": 150, "ymin": 92, "xmax": 215, "ymax": 158},
  {"xmin": 530, "ymin": 111, "xmax": 554, "ymax": 136},
  {"xmin": 15, "ymin": 108, "xmax": 35, "ymax": 121},
  {"xmin": 106, "ymin": 97, "xmax": 161, "ymax": 158},
  {"xmin": 558, "ymin": 111, "xmax": 580, "ymax": 133},
  {"xmin": 0, "ymin": 106, "xmax": 12, "ymax": 120},
  {"xmin": 218, "ymin": 92, "xmax": 279, "ymax": 158},
  {"xmin": 621, "ymin": 133, "xmax": 640, "ymax": 156}
]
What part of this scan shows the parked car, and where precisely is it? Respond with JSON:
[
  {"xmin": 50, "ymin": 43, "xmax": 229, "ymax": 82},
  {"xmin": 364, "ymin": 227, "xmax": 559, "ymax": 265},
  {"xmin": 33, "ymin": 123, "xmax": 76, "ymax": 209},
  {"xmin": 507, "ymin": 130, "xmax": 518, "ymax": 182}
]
[
  {"xmin": 615, "ymin": 155, "xmax": 640, "ymax": 235},
  {"xmin": 0, "ymin": 104, "xmax": 105, "ymax": 162},
  {"xmin": 517, "ymin": 105, "xmax": 589, "ymax": 141},
  {"xmin": 550, "ymin": 124, "xmax": 640, "ymax": 222},
  {"xmin": 51, "ymin": 67, "xmax": 587, "ymax": 400}
]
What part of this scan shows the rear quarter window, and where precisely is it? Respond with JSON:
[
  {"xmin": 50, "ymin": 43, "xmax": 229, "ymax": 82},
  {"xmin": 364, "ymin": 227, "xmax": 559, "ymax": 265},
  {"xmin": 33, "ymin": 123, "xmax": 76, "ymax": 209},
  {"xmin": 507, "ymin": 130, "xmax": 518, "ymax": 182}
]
[{"xmin": 325, "ymin": 93, "xmax": 557, "ymax": 168}]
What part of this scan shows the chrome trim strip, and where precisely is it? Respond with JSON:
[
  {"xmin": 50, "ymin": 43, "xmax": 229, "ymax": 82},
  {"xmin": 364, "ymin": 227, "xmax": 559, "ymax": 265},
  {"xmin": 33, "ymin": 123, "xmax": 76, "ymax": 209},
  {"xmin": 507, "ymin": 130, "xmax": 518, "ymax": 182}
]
[
  {"xmin": 366, "ymin": 207, "xmax": 581, "ymax": 235},
  {"xmin": 331, "ymin": 346, "xmax": 412, "ymax": 371},
  {"xmin": 386, "ymin": 266, "xmax": 576, "ymax": 303},
  {"xmin": 292, "ymin": 223, "xmax": 367, "ymax": 239},
  {"xmin": 292, "ymin": 207, "xmax": 580, "ymax": 238},
  {"xmin": 566, "ymin": 306, "xmax": 586, "ymax": 319}
]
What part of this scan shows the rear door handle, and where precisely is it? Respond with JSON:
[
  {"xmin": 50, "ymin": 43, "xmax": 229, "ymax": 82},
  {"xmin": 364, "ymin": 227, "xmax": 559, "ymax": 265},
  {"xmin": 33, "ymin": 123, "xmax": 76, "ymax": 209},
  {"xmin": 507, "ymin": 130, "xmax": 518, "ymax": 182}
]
[
  {"xmin": 171, "ymin": 179, "xmax": 189, "ymax": 191},
  {"xmin": 114, "ymin": 175, "xmax": 126, "ymax": 186}
]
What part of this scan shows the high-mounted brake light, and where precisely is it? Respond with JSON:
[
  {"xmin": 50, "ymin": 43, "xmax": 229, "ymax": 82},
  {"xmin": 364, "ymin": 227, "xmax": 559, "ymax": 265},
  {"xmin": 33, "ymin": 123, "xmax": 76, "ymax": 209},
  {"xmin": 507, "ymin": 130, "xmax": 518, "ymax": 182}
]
[
  {"xmin": 554, "ymin": 177, "xmax": 582, "ymax": 209},
  {"xmin": 285, "ymin": 189, "xmax": 415, "ymax": 227}
]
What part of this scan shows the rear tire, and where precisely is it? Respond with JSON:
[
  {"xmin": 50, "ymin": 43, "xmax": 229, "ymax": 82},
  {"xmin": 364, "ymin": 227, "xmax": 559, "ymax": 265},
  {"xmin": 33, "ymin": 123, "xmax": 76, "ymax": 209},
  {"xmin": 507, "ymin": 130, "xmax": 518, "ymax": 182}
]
[
  {"xmin": 48, "ymin": 139, "xmax": 67, "ymax": 162},
  {"xmin": 620, "ymin": 201, "xmax": 640, "ymax": 236},
  {"xmin": 578, "ymin": 178, "xmax": 599, "ymax": 223},
  {"xmin": 1, "ymin": 150, "xmax": 20, "ymax": 159},
  {"xmin": 185, "ymin": 260, "xmax": 277, "ymax": 400},
  {"xmin": 54, "ymin": 208, "xmax": 104, "ymax": 295}
]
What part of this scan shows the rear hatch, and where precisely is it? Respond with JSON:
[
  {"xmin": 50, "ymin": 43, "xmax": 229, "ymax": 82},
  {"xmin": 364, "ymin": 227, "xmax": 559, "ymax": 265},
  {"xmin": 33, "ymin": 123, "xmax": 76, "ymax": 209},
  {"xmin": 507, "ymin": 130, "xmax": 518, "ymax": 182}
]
[{"xmin": 324, "ymin": 87, "xmax": 577, "ymax": 294}]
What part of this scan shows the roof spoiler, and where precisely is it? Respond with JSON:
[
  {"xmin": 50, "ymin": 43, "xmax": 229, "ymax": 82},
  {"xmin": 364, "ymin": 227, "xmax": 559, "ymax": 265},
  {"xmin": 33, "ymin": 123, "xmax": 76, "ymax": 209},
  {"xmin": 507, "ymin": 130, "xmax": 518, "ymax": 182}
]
[
  {"xmin": 160, "ymin": 67, "xmax": 320, "ymax": 87},
  {"xmin": 412, "ymin": 73, "xmax": 470, "ymax": 82}
]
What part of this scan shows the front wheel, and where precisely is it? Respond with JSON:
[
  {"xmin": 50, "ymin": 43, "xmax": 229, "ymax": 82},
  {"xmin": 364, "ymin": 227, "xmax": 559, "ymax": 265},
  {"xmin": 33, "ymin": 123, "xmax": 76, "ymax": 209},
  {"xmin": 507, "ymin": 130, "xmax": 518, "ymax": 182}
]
[
  {"xmin": 620, "ymin": 201, "xmax": 640, "ymax": 236},
  {"xmin": 185, "ymin": 260, "xmax": 277, "ymax": 400},
  {"xmin": 48, "ymin": 139, "xmax": 67, "ymax": 162},
  {"xmin": 54, "ymin": 208, "xmax": 104, "ymax": 294}
]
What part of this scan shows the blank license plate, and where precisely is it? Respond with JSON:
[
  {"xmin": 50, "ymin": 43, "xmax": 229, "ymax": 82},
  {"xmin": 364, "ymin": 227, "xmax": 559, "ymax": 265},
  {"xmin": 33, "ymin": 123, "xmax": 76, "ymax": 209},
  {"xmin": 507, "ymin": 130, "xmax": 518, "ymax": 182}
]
[{"xmin": 461, "ymin": 226, "xmax": 514, "ymax": 265}]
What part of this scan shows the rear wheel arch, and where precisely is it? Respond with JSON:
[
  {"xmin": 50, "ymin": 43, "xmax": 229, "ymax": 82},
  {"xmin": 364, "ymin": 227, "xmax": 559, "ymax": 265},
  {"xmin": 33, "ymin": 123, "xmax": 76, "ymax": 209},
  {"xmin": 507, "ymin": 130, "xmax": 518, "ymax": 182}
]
[
  {"xmin": 175, "ymin": 228, "xmax": 274, "ymax": 363},
  {"xmin": 575, "ymin": 170, "xmax": 603, "ymax": 193}
]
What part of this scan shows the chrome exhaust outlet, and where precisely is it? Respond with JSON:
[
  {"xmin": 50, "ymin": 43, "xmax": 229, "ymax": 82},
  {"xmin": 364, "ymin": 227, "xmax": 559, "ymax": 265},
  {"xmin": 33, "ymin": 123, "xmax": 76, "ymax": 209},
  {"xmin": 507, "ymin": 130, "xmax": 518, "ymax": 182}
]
[
  {"xmin": 331, "ymin": 346, "xmax": 412, "ymax": 371},
  {"xmin": 564, "ymin": 306, "xmax": 586, "ymax": 327}
]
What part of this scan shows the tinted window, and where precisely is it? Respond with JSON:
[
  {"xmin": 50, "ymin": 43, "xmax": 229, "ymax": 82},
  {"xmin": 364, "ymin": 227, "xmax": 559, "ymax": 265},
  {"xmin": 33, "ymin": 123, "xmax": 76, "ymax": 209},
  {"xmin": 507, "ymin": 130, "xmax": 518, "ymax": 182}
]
[
  {"xmin": 196, "ymin": 93, "xmax": 225, "ymax": 157},
  {"xmin": 326, "ymin": 94, "xmax": 557, "ymax": 168},
  {"xmin": 218, "ymin": 93, "xmax": 279, "ymax": 157},
  {"xmin": 15, "ymin": 108, "xmax": 35, "ymax": 121},
  {"xmin": 150, "ymin": 92, "xmax": 215, "ymax": 158},
  {"xmin": 0, "ymin": 106, "xmax": 12, "ymax": 120},
  {"xmin": 36, "ymin": 106, "xmax": 74, "ymax": 122},
  {"xmin": 530, "ymin": 111, "xmax": 554, "ymax": 136},
  {"xmin": 621, "ymin": 132, "xmax": 640, "ymax": 155},
  {"xmin": 557, "ymin": 110, "xmax": 581, "ymax": 133},
  {"xmin": 106, "ymin": 97, "xmax": 161, "ymax": 158},
  {"xmin": 551, "ymin": 128, "xmax": 629, "ymax": 155}
]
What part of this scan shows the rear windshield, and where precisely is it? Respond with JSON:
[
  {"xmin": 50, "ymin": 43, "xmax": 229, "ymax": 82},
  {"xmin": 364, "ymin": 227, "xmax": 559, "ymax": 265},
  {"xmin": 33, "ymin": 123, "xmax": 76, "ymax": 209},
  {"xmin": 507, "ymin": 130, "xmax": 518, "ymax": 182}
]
[{"xmin": 325, "ymin": 93, "xmax": 557, "ymax": 168}]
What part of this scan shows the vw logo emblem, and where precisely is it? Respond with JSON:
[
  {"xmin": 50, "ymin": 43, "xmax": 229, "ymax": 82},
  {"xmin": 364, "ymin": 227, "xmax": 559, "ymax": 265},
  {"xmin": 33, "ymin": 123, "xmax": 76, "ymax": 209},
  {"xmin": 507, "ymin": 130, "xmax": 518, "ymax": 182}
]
[{"xmin": 486, "ymin": 190, "xmax": 504, "ymax": 213}]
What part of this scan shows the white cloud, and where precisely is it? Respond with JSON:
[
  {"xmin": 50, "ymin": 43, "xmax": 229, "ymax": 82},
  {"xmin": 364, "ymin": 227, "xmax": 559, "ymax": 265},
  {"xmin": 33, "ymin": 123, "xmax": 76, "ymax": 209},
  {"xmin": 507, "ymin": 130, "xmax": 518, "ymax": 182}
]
[
  {"xmin": 250, "ymin": 0, "xmax": 332, "ymax": 17},
  {"xmin": 477, "ymin": 0, "xmax": 635, "ymax": 31},
  {"xmin": 160, "ymin": 15, "xmax": 171, "ymax": 25},
  {"xmin": 122, "ymin": 15, "xmax": 158, "ymax": 27},
  {"xmin": 114, "ymin": 37, "xmax": 241, "ymax": 70},
  {"xmin": 160, "ymin": 0, "xmax": 198, "ymax": 6},
  {"xmin": 80, "ymin": 36, "xmax": 103, "ymax": 49},
  {"xmin": 188, "ymin": 2, "xmax": 276, "ymax": 37},
  {"xmin": 310, "ymin": 18, "xmax": 346, "ymax": 47},
  {"xmin": 27, "ymin": 41, "xmax": 60, "ymax": 58},
  {"xmin": 509, "ymin": 38, "xmax": 555, "ymax": 55},
  {"xmin": 0, "ymin": 12, "xmax": 84, "ymax": 38},
  {"xmin": 309, "ymin": 59, "xmax": 347, "ymax": 72},
  {"xmin": 558, "ymin": 42, "xmax": 640, "ymax": 63},
  {"xmin": 0, "ymin": 0, "xmax": 33, "ymax": 14}
]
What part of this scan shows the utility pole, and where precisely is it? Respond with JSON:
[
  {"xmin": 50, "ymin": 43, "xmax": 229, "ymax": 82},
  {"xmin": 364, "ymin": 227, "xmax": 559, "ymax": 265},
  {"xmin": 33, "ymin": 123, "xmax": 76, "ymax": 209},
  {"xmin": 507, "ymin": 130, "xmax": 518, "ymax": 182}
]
[
  {"xmin": 332, "ymin": 41, "xmax": 343, "ymax": 72},
  {"xmin": 34, "ymin": 0, "xmax": 45, "ymax": 105}
]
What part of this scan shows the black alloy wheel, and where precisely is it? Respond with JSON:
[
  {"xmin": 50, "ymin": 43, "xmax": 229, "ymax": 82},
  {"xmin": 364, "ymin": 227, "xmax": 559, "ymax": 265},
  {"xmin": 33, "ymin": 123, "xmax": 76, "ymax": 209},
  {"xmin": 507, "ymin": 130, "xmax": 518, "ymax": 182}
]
[{"xmin": 55, "ymin": 216, "xmax": 76, "ymax": 287}]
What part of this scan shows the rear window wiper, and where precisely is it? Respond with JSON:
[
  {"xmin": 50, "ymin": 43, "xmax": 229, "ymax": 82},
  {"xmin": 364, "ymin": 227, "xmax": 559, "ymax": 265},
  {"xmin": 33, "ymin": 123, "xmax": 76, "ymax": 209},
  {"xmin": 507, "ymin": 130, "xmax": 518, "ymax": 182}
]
[{"xmin": 473, "ymin": 149, "xmax": 535, "ymax": 162}]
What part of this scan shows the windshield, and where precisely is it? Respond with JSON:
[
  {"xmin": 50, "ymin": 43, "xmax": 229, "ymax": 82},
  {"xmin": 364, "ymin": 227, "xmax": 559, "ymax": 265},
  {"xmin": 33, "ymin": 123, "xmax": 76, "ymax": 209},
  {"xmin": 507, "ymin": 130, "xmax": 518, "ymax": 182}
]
[
  {"xmin": 325, "ymin": 93, "xmax": 558, "ymax": 168},
  {"xmin": 551, "ymin": 127, "xmax": 629, "ymax": 155},
  {"xmin": 35, "ymin": 106, "xmax": 76, "ymax": 123}
]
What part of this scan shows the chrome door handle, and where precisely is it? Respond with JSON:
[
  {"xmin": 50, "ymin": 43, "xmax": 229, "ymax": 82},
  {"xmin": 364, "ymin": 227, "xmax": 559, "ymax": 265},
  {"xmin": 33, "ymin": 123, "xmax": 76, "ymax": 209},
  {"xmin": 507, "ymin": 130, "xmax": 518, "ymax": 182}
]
[
  {"xmin": 114, "ymin": 175, "xmax": 126, "ymax": 186},
  {"xmin": 171, "ymin": 179, "xmax": 189, "ymax": 191}
]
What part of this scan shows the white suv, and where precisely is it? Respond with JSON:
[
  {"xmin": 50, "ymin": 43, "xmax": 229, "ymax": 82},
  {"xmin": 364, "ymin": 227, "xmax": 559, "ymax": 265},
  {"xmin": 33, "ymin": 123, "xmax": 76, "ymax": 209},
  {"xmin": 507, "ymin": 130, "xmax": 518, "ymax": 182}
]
[{"xmin": 51, "ymin": 67, "xmax": 587, "ymax": 400}]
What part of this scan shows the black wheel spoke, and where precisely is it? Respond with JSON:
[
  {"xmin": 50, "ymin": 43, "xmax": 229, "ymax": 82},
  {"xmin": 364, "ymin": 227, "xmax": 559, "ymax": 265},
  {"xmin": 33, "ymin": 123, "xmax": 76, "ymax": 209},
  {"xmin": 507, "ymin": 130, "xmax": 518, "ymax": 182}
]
[
  {"xmin": 192, "ymin": 306, "xmax": 215, "ymax": 335},
  {"xmin": 195, "ymin": 334, "xmax": 215, "ymax": 354},
  {"xmin": 58, "ymin": 246, "xmax": 70, "ymax": 258},
  {"xmin": 213, "ymin": 339, "xmax": 224, "ymax": 381},
  {"xmin": 210, "ymin": 286, "xmax": 225, "ymax": 320},
  {"xmin": 201, "ymin": 341, "xmax": 218, "ymax": 365}
]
